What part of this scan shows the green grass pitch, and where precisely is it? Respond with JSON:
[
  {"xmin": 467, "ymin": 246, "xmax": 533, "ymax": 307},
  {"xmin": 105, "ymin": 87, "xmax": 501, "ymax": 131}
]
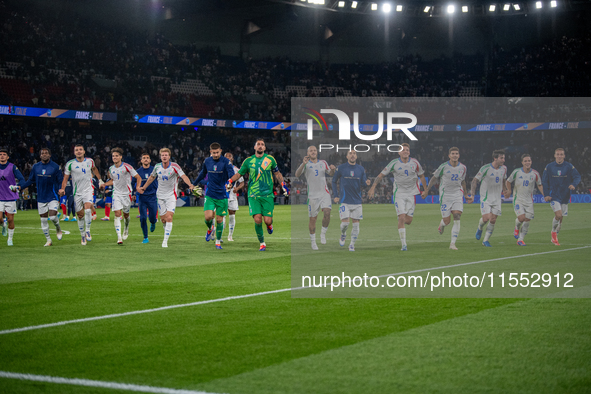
[{"xmin": 0, "ymin": 203, "xmax": 590, "ymax": 393}]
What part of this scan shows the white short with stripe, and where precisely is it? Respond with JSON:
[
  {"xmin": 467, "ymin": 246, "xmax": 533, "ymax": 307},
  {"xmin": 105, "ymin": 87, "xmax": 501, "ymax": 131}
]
[
  {"xmin": 228, "ymin": 198, "xmax": 239, "ymax": 211},
  {"xmin": 480, "ymin": 201, "xmax": 502, "ymax": 216},
  {"xmin": 308, "ymin": 194, "xmax": 331, "ymax": 218},
  {"xmin": 440, "ymin": 195, "xmax": 463, "ymax": 218},
  {"xmin": 112, "ymin": 194, "xmax": 132, "ymax": 213},
  {"xmin": 339, "ymin": 203, "xmax": 363, "ymax": 220},
  {"xmin": 394, "ymin": 194, "xmax": 415, "ymax": 217},
  {"xmin": 37, "ymin": 200, "xmax": 59, "ymax": 215},
  {"xmin": 550, "ymin": 201, "xmax": 568, "ymax": 216},
  {"xmin": 514, "ymin": 201, "xmax": 534, "ymax": 219},
  {"xmin": 74, "ymin": 192, "xmax": 94, "ymax": 212},
  {"xmin": 158, "ymin": 197, "xmax": 176, "ymax": 215},
  {"xmin": 0, "ymin": 201, "xmax": 17, "ymax": 214}
]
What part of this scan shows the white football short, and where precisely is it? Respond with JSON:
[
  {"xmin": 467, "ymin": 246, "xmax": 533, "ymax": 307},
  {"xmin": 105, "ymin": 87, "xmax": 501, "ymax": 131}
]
[
  {"xmin": 440, "ymin": 195, "xmax": 464, "ymax": 218},
  {"xmin": 550, "ymin": 201, "xmax": 568, "ymax": 216},
  {"xmin": 74, "ymin": 192, "xmax": 94, "ymax": 212},
  {"xmin": 158, "ymin": 197, "xmax": 176, "ymax": 215},
  {"xmin": 514, "ymin": 201, "xmax": 534, "ymax": 220},
  {"xmin": 0, "ymin": 201, "xmax": 17, "ymax": 215},
  {"xmin": 480, "ymin": 200, "xmax": 502, "ymax": 216},
  {"xmin": 394, "ymin": 194, "xmax": 415, "ymax": 217},
  {"xmin": 228, "ymin": 198, "xmax": 239, "ymax": 211},
  {"xmin": 308, "ymin": 194, "xmax": 332, "ymax": 218},
  {"xmin": 112, "ymin": 194, "xmax": 132, "ymax": 214},
  {"xmin": 37, "ymin": 200, "xmax": 59, "ymax": 215},
  {"xmin": 339, "ymin": 203, "xmax": 363, "ymax": 220}
]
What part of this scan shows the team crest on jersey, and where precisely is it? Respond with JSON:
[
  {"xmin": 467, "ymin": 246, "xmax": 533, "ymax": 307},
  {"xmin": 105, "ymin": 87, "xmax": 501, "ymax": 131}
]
[
  {"xmin": 261, "ymin": 157, "xmax": 272, "ymax": 170},
  {"xmin": 42, "ymin": 169, "xmax": 46, "ymax": 175},
  {"xmin": 214, "ymin": 165, "xmax": 217, "ymax": 171},
  {"xmin": 558, "ymin": 170, "xmax": 562, "ymax": 175},
  {"xmin": 350, "ymin": 171, "xmax": 354, "ymax": 177}
]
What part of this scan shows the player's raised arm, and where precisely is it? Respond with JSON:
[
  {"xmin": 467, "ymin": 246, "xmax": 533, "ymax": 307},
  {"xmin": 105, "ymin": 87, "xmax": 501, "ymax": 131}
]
[{"xmin": 295, "ymin": 155, "xmax": 309, "ymax": 178}]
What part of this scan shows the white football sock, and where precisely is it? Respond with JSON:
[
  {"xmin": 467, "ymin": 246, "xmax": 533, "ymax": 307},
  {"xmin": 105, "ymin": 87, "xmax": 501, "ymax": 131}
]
[
  {"xmin": 552, "ymin": 218, "xmax": 559, "ymax": 232},
  {"xmin": 478, "ymin": 218, "xmax": 487, "ymax": 231},
  {"xmin": 77, "ymin": 216, "xmax": 85, "ymax": 236},
  {"xmin": 398, "ymin": 228, "xmax": 406, "ymax": 246},
  {"xmin": 164, "ymin": 222, "xmax": 173, "ymax": 243},
  {"xmin": 519, "ymin": 221, "xmax": 530, "ymax": 241},
  {"xmin": 483, "ymin": 223, "xmax": 495, "ymax": 242},
  {"xmin": 8, "ymin": 228, "xmax": 14, "ymax": 241},
  {"xmin": 124, "ymin": 217, "xmax": 130, "ymax": 230},
  {"xmin": 515, "ymin": 218, "xmax": 522, "ymax": 231},
  {"xmin": 321, "ymin": 226, "xmax": 328, "ymax": 235},
  {"xmin": 440, "ymin": 219, "xmax": 448, "ymax": 228},
  {"xmin": 451, "ymin": 220, "xmax": 461, "ymax": 244},
  {"xmin": 84, "ymin": 209, "xmax": 92, "ymax": 232},
  {"xmin": 41, "ymin": 217, "xmax": 51, "ymax": 241},
  {"xmin": 228, "ymin": 214, "xmax": 235, "ymax": 237},
  {"xmin": 350, "ymin": 222, "xmax": 359, "ymax": 246},
  {"xmin": 115, "ymin": 217, "xmax": 122, "ymax": 238},
  {"xmin": 340, "ymin": 222, "xmax": 349, "ymax": 235},
  {"xmin": 310, "ymin": 233, "xmax": 316, "ymax": 241},
  {"xmin": 49, "ymin": 215, "xmax": 60, "ymax": 230}
]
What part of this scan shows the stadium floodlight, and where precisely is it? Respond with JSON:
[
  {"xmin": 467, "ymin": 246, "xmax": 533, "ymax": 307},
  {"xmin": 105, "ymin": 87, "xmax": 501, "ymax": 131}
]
[
  {"xmin": 513, "ymin": 3, "xmax": 521, "ymax": 9},
  {"xmin": 424, "ymin": 5, "xmax": 431, "ymax": 12},
  {"xmin": 338, "ymin": 1, "xmax": 345, "ymax": 7},
  {"xmin": 550, "ymin": 0, "xmax": 557, "ymax": 6},
  {"xmin": 317, "ymin": 0, "xmax": 325, "ymax": 4},
  {"xmin": 489, "ymin": 4, "xmax": 496, "ymax": 11},
  {"xmin": 536, "ymin": 1, "xmax": 542, "ymax": 7},
  {"xmin": 351, "ymin": 1, "xmax": 358, "ymax": 8},
  {"xmin": 371, "ymin": 3, "xmax": 378, "ymax": 10},
  {"xmin": 447, "ymin": 5, "xmax": 455, "ymax": 13},
  {"xmin": 503, "ymin": 3, "xmax": 510, "ymax": 10},
  {"xmin": 462, "ymin": 5, "xmax": 469, "ymax": 12},
  {"xmin": 396, "ymin": 4, "xmax": 403, "ymax": 11},
  {"xmin": 382, "ymin": 3, "xmax": 392, "ymax": 12}
]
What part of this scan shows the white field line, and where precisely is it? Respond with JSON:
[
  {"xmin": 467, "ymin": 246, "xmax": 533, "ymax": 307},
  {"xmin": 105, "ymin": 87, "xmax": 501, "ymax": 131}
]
[
  {"xmin": 0, "ymin": 371, "xmax": 221, "ymax": 394},
  {"xmin": 1, "ymin": 246, "xmax": 589, "ymax": 336}
]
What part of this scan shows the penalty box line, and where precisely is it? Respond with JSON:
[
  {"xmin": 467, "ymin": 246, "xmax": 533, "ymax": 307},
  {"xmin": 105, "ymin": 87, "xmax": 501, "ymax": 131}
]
[
  {"xmin": 0, "ymin": 371, "xmax": 221, "ymax": 394},
  {"xmin": 0, "ymin": 246, "xmax": 589, "ymax": 336}
]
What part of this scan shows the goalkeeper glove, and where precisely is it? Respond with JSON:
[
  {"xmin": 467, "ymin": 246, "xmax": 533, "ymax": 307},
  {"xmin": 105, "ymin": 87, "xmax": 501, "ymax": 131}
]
[
  {"xmin": 281, "ymin": 182, "xmax": 290, "ymax": 196},
  {"xmin": 9, "ymin": 185, "xmax": 20, "ymax": 192}
]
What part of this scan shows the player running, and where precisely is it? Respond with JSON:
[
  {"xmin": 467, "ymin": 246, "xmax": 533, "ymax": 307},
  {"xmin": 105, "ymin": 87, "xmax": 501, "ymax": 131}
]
[
  {"xmin": 194, "ymin": 143, "xmax": 235, "ymax": 250},
  {"xmin": 139, "ymin": 148, "xmax": 195, "ymax": 248},
  {"xmin": 506, "ymin": 154, "xmax": 544, "ymax": 246},
  {"xmin": 0, "ymin": 148, "xmax": 26, "ymax": 246},
  {"xmin": 471, "ymin": 150, "xmax": 509, "ymax": 247},
  {"xmin": 17, "ymin": 148, "xmax": 64, "ymax": 246},
  {"xmin": 331, "ymin": 150, "xmax": 371, "ymax": 252},
  {"xmin": 422, "ymin": 147, "xmax": 473, "ymax": 250},
  {"xmin": 295, "ymin": 146, "xmax": 336, "ymax": 250},
  {"xmin": 135, "ymin": 153, "xmax": 159, "ymax": 244},
  {"xmin": 226, "ymin": 138, "xmax": 288, "ymax": 251},
  {"xmin": 101, "ymin": 148, "xmax": 143, "ymax": 245},
  {"xmin": 368, "ymin": 143, "xmax": 426, "ymax": 251},
  {"xmin": 223, "ymin": 152, "xmax": 244, "ymax": 242},
  {"xmin": 542, "ymin": 148, "xmax": 581, "ymax": 246},
  {"xmin": 59, "ymin": 144, "xmax": 103, "ymax": 245}
]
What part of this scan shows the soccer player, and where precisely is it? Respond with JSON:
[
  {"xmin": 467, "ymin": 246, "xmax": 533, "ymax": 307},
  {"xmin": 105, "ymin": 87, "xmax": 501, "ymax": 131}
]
[
  {"xmin": 17, "ymin": 148, "xmax": 64, "ymax": 246},
  {"xmin": 194, "ymin": 143, "xmax": 235, "ymax": 250},
  {"xmin": 101, "ymin": 185, "xmax": 112, "ymax": 221},
  {"xmin": 506, "ymin": 154, "xmax": 543, "ymax": 246},
  {"xmin": 295, "ymin": 146, "xmax": 336, "ymax": 250},
  {"xmin": 422, "ymin": 147, "xmax": 473, "ymax": 250},
  {"xmin": 368, "ymin": 143, "xmax": 427, "ymax": 251},
  {"xmin": 226, "ymin": 138, "xmax": 288, "ymax": 251},
  {"xmin": 542, "ymin": 148, "xmax": 581, "ymax": 246},
  {"xmin": 223, "ymin": 152, "xmax": 244, "ymax": 242},
  {"xmin": 471, "ymin": 150, "xmax": 509, "ymax": 247},
  {"xmin": 0, "ymin": 148, "xmax": 26, "ymax": 246},
  {"xmin": 135, "ymin": 153, "xmax": 159, "ymax": 244},
  {"xmin": 101, "ymin": 148, "xmax": 142, "ymax": 245},
  {"xmin": 139, "ymin": 148, "xmax": 195, "ymax": 248},
  {"xmin": 59, "ymin": 144, "xmax": 103, "ymax": 245},
  {"xmin": 331, "ymin": 150, "xmax": 371, "ymax": 252}
]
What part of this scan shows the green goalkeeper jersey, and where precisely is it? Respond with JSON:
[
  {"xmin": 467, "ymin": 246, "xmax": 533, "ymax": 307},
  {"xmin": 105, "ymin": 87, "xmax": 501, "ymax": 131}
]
[{"xmin": 238, "ymin": 153, "xmax": 278, "ymax": 198}]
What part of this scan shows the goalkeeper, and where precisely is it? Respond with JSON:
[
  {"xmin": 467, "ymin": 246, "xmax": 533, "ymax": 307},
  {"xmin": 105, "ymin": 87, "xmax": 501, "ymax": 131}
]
[
  {"xmin": 226, "ymin": 138, "xmax": 289, "ymax": 251},
  {"xmin": 193, "ymin": 143, "xmax": 236, "ymax": 249}
]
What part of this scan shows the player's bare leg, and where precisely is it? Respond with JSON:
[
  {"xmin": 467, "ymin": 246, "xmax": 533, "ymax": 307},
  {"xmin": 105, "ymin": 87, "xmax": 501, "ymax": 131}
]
[
  {"xmin": 309, "ymin": 215, "xmax": 319, "ymax": 250},
  {"xmin": 320, "ymin": 208, "xmax": 331, "ymax": 244},
  {"xmin": 517, "ymin": 216, "xmax": 530, "ymax": 246},
  {"xmin": 449, "ymin": 211, "xmax": 462, "ymax": 250},
  {"xmin": 551, "ymin": 210, "xmax": 563, "ymax": 245}
]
